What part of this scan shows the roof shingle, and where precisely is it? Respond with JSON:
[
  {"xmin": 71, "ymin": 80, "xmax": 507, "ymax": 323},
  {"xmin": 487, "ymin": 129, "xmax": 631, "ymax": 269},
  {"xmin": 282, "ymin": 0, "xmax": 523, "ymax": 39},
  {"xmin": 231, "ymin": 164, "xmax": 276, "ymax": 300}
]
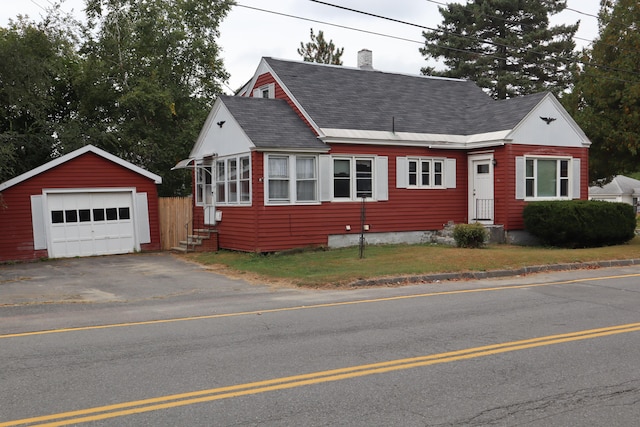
[
  {"xmin": 264, "ymin": 58, "xmax": 545, "ymax": 135},
  {"xmin": 220, "ymin": 95, "xmax": 325, "ymax": 150}
]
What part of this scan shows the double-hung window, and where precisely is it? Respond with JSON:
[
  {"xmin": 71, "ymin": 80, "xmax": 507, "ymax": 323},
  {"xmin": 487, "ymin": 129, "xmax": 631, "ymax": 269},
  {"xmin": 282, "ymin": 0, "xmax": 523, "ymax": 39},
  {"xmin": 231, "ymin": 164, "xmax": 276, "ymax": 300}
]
[
  {"xmin": 296, "ymin": 157, "xmax": 317, "ymax": 201},
  {"xmin": 267, "ymin": 156, "xmax": 290, "ymax": 203},
  {"xmin": 266, "ymin": 154, "xmax": 318, "ymax": 204},
  {"xmin": 215, "ymin": 156, "xmax": 251, "ymax": 205},
  {"xmin": 407, "ymin": 158, "xmax": 444, "ymax": 188},
  {"xmin": 525, "ymin": 157, "xmax": 570, "ymax": 199},
  {"xmin": 333, "ymin": 157, "xmax": 373, "ymax": 200}
]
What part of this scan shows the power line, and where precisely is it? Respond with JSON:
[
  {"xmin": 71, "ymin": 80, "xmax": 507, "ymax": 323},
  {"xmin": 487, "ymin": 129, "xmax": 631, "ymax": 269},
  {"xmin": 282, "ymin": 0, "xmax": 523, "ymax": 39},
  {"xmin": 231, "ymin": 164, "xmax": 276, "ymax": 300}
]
[
  {"xmin": 566, "ymin": 7, "xmax": 599, "ymax": 19},
  {"xmin": 309, "ymin": 0, "xmax": 640, "ymax": 80},
  {"xmin": 236, "ymin": 4, "xmax": 425, "ymax": 46},
  {"xmin": 425, "ymin": 0, "xmax": 594, "ymax": 44},
  {"xmin": 234, "ymin": 2, "xmax": 639, "ymax": 84},
  {"xmin": 236, "ymin": 4, "xmax": 512, "ymax": 64}
]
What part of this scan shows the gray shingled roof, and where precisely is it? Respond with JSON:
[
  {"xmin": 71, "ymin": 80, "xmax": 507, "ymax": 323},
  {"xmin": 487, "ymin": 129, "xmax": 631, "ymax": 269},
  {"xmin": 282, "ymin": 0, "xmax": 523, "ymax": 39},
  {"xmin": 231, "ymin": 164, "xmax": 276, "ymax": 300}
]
[
  {"xmin": 220, "ymin": 95, "xmax": 325, "ymax": 150},
  {"xmin": 590, "ymin": 175, "xmax": 640, "ymax": 196},
  {"xmin": 264, "ymin": 58, "xmax": 545, "ymax": 135}
]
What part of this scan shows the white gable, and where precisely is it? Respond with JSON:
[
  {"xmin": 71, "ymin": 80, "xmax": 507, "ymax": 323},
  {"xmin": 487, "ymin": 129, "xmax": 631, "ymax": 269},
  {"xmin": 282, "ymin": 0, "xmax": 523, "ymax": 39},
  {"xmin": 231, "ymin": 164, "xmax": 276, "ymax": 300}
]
[
  {"xmin": 190, "ymin": 98, "xmax": 255, "ymax": 159},
  {"xmin": 507, "ymin": 94, "xmax": 590, "ymax": 148}
]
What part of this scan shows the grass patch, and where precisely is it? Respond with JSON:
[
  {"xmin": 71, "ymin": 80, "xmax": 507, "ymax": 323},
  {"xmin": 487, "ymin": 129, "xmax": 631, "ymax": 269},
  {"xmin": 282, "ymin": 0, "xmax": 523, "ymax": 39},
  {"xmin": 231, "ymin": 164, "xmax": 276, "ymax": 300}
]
[{"xmin": 187, "ymin": 237, "xmax": 640, "ymax": 287}]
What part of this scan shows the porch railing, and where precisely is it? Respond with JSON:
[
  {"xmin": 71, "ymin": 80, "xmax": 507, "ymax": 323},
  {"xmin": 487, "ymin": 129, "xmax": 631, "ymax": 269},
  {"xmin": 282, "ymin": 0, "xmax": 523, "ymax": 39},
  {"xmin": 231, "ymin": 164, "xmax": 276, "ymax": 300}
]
[{"xmin": 474, "ymin": 198, "xmax": 494, "ymax": 221}]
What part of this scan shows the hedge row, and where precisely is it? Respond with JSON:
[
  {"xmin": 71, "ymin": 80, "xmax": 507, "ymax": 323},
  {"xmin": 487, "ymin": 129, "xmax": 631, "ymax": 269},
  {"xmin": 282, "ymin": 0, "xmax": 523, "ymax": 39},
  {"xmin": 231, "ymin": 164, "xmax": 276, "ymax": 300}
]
[{"xmin": 523, "ymin": 200, "xmax": 636, "ymax": 248}]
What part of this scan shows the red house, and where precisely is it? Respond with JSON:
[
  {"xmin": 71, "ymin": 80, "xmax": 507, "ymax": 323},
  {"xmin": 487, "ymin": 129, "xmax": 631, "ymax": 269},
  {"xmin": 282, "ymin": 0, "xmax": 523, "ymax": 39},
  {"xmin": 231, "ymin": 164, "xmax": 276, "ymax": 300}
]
[
  {"xmin": 0, "ymin": 145, "xmax": 162, "ymax": 262},
  {"xmin": 176, "ymin": 52, "xmax": 590, "ymax": 252}
]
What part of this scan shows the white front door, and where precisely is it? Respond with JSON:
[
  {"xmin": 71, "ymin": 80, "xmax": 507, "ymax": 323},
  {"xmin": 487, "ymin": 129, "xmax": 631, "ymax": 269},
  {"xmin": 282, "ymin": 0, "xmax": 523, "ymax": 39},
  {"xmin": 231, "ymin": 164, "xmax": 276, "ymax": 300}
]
[{"xmin": 468, "ymin": 155, "xmax": 494, "ymax": 224}]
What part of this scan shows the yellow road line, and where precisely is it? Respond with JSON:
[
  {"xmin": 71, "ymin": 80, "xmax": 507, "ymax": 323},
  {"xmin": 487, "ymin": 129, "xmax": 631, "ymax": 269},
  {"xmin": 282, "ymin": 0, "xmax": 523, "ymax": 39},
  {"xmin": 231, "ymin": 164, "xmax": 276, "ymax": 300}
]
[
  {"xmin": 2, "ymin": 273, "xmax": 639, "ymax": 340},
  {"xmin": 3, "ymin": 322, "xmax": 640, "ymax": 426}
]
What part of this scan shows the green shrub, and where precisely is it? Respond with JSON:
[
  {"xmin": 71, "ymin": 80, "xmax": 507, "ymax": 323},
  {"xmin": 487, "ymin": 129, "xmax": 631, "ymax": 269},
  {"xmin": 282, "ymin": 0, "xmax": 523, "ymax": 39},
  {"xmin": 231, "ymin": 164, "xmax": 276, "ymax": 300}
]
[
  {"xmin": 453, "ymin": 223, "xmax": 488, "ymax": 248},
  {"xmin": 523, "ymin": 200, "xmax": 636, "ymax": 248}
]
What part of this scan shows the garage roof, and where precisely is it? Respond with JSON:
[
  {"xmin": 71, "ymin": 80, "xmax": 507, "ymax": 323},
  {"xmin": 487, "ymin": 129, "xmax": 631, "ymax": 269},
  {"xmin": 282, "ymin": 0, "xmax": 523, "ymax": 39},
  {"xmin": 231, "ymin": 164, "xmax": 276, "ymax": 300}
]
[{"xmin": 0, "ymin": 145, "xmax": 162, "ymax": 192}]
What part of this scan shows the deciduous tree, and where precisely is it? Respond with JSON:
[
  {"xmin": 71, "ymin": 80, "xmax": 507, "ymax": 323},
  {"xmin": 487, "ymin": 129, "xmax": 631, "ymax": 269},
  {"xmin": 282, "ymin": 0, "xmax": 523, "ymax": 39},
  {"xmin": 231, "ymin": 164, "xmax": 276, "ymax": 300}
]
[
  {"xmin": 75, "ymin": 0, "xmax": 234, "ymax": 195},
  {"xmin": 564, "ymin": 0, "xmax": 640, "ymax": 181},
  {"xmin": 0, "ymin": 12, "xmax": 80, "ymax": 182}
]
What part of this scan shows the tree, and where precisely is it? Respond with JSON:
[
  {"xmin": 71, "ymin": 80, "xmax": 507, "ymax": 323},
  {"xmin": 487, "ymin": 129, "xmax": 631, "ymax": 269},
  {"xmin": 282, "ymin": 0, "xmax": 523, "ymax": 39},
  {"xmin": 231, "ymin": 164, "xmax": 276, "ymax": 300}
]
[
  {"xmin": 73, "ymin": 0, "xmax": 234, "ymax": 196},
  {"xmin": 297, "ymin": 28, "xmax": 344, "ymax": 65},
  {"xmin": 564, "ymin": 0, "xmax": 640, "ymax": 181},
  {"xmin": 0, "ymin": 12, "xmax": 81, "ymax": 183},
  {"xmin": 420, "ymin": 0, "xmax": 578, "ymax": 99}
]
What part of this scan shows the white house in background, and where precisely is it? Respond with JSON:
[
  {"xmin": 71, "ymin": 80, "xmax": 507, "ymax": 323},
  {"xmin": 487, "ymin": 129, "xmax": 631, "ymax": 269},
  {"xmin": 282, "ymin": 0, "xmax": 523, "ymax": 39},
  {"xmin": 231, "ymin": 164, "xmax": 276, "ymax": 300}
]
[{"xmin": 589, "ymin": 175, "xmax": 640, "ymax": 211}]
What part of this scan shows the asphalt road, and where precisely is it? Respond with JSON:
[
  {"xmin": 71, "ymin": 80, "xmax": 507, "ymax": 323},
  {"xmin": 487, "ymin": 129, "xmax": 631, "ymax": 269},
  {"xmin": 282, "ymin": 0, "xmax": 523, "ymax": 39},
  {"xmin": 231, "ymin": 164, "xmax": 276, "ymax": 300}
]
[{"xmin": 1, "ymin": 254, "xmax": 639, "ymax": 426}]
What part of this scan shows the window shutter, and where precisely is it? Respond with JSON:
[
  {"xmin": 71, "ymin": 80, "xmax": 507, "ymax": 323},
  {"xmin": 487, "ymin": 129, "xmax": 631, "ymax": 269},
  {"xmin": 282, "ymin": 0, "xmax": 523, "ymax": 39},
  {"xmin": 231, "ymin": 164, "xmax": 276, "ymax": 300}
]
[
  {"xmin": 30, "ymin": 195, "xmax": 47, "ymax": 250},
  {"xmin": 515, "ymin": 156, "xmax": 525, "ymax": 199},
  {"xmin": 396, "ymin": 157, "xmax": 408, "ymax": 188},
  {"xmin": 444, "ymin": 158, "xmax": 456, "ymax": 188},
  {"xmin": 136, "ymin": 192, "xmax": 151, "ymax": 244},
  {"xmin": 252, "ymin": 88, "xmax": 260, "ymax": 98},
  {"xmin": 319, "ymin": 155, "xmax": 332, "ymax": 201},
  {"xmin": 572, "ymin": 158, "xmax": 581, "ymax": 199},
  {"xmin": 376, "ymin": 156, "xmax": 389, "ymax": 201}
]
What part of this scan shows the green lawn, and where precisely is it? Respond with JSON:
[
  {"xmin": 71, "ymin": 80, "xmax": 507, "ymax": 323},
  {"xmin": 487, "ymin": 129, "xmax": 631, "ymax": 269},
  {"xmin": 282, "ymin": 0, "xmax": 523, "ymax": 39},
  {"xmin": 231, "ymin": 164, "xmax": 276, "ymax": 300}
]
[{"xmin": 186, "ymin": 236, "xmax": 640, "ymax": 287}]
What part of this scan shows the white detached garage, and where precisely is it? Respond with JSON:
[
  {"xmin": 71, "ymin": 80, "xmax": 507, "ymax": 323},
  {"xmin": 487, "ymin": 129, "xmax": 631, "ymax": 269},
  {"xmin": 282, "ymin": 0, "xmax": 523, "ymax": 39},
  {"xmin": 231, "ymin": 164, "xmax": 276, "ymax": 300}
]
[{"xmin": 0, "ymin": 145, "xmax": 162, "ymax": 262}]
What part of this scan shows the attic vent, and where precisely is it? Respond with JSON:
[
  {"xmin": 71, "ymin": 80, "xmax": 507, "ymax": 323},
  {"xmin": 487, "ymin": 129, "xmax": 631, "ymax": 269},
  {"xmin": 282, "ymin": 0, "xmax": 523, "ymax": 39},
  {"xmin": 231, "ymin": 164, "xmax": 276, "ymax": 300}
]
[{"xmin": 358, "ymin": 49, "xmax": 373, "ymax": 70}]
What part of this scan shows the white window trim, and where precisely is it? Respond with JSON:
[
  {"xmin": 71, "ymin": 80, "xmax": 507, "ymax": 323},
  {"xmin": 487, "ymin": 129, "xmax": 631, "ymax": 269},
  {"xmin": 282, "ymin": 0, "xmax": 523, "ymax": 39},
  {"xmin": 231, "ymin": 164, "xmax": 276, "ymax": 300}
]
[
  {"xmin": 264, "ymin": 154, "xmax": 319, "ymax": 206},
  {"xmin": 331, "ymin": 156, "xmax": 376, "ymax": 202},
  {"xmin": 396, "ymin": 156, "xmax": 456, "ymax": 189},
  {"xmin": 520, "ymin": 155, "xmax": 575, "ymax": 201},
  {"xmin": 252, "ymin": 83, "xmax": 275, "ymax": 99},
  {"xmin": 407, "ymin": 157, "xmax": 447, "ymax": 189},
  {"xmin": 214, "ymin": 155, "xmax": 252, "ymax": 206}
]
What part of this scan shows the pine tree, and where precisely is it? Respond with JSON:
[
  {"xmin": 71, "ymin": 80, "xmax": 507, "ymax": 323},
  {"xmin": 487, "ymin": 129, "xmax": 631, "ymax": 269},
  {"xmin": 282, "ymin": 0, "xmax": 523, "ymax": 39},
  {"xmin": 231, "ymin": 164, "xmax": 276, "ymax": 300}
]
[
  {"xmin": 420, "ymin": 0, "xmax": 578, "ymax": 99},
  {"xmin": 297, "ymin": 28, "xmax": 344, "ymax": 65}
]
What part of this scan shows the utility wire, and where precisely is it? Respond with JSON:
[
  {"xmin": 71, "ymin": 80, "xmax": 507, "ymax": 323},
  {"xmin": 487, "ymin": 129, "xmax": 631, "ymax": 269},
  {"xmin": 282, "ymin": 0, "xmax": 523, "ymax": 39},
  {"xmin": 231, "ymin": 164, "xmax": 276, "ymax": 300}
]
[
  {"xmin": 566, "ymin": 7, "xmax": 599, "ymax": 19},
  {"xmin": 309, "ymin": 0, "xmax": 640, "ymax": 80},
  {"xmin": 234, "ymin": 2, "xmax": 639, "ymax": 84},
  {"xmin": 423, "ymin": 0, "xmax": 595, "ymax": 46},
  {"xmin": 236, "ymin": 4, "xmax": 512, "ymax": 63}
]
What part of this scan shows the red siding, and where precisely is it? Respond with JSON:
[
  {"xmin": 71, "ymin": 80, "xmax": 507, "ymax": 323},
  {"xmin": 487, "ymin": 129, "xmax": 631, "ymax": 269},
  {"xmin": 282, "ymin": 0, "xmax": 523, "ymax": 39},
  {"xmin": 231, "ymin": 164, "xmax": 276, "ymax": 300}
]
[
  {"xmin": 495, "ymin": 144, "xmax": 589, "ymax": 230},
  {"xmin": 0, "ymin": 152, "xmax": 161, "ymax": 262},
  {"xmin": 224, "ymin": 72, "xmax": 591, "ymax": 251},
  {"xmin": 204, "ymin": 145, "xmax": 469, "ymax": 253},
  {"xmin": 200, "ymin": 142, "xmax": 589, "ymax": 253}
]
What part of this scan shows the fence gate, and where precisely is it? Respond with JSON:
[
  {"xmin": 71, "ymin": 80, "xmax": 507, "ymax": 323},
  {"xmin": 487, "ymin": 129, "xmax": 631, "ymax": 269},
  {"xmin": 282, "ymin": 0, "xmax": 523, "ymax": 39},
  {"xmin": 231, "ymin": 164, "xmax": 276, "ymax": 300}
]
[{"xmin": 158, "ymin": 196, "xmax": 192, "ymax": 250}]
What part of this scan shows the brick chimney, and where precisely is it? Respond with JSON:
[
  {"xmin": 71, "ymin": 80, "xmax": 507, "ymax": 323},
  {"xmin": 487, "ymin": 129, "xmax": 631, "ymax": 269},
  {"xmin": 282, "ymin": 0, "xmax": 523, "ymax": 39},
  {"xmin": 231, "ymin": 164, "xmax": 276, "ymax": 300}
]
[{"xmin": 357, "ymin": 49, "xmax": 373, "ymax": 70}]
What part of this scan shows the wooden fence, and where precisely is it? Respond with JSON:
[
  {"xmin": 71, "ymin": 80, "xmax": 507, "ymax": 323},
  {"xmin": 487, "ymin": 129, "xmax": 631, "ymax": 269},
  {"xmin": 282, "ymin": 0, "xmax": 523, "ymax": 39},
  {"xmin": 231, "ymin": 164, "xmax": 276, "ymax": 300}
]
[{"xmin": 158, "ymin": 196, "xmax": 192, "ymax": 250}]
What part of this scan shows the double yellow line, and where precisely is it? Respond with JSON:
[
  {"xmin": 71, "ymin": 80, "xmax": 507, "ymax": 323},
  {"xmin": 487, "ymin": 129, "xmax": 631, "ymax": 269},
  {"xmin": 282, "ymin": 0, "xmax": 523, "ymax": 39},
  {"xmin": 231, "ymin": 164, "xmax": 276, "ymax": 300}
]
[{"xmin": 3, "ymin": 322, "xmax": 640, "ymax": 427}]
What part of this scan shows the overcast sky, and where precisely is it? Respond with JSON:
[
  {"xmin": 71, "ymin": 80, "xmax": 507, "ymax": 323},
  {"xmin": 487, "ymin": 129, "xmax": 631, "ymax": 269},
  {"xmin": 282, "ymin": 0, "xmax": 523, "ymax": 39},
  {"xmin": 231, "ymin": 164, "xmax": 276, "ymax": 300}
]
[{"xmin": 2, "ymin": 0, "xmax": 601, "ymax": 93}]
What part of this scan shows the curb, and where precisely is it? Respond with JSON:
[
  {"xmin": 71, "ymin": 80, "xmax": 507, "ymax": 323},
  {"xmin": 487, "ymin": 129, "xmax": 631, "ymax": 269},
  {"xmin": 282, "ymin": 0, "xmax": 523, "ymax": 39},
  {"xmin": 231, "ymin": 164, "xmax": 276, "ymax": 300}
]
[{"xmin": 349, "ymin": 258, "xmax": 640, "ymax": 287}]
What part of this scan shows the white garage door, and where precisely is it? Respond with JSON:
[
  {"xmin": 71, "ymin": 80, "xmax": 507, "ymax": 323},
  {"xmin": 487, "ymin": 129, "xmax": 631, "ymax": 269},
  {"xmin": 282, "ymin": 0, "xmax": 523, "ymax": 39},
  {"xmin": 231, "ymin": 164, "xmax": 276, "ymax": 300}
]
[{"xmin": 47, "ymin": 192, "xmax": 135, "ymax": 258}]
